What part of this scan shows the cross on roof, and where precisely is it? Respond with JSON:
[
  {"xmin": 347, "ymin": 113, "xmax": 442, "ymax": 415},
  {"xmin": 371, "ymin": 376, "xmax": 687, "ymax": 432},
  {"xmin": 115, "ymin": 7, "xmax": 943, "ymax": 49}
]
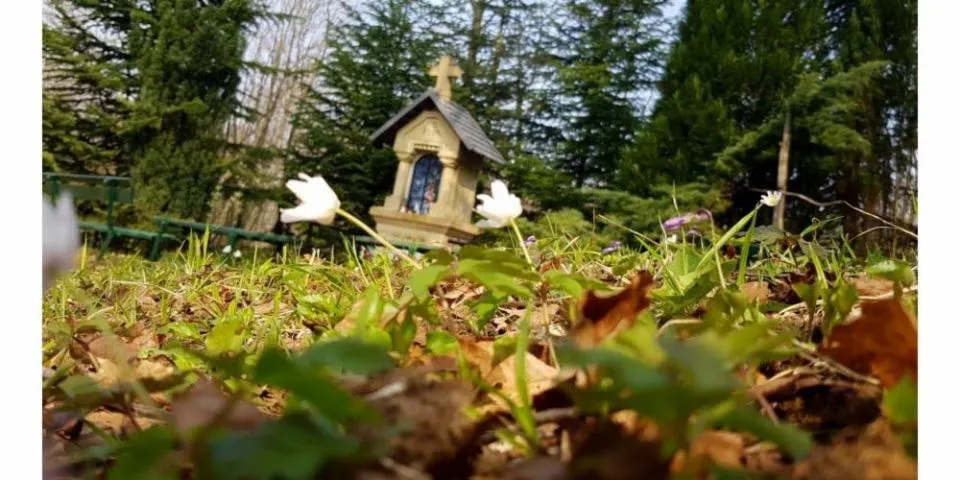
[{"xmin": 429, "ymin": 55, "xmax": 462, "ymax": 102}]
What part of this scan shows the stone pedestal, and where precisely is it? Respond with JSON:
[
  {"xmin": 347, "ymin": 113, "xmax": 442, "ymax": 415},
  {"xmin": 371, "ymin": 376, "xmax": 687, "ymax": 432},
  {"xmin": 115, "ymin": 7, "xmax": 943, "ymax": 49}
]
[{"xmin": 369, "ymin": 206, "xmax": 479, "ymax": 247}]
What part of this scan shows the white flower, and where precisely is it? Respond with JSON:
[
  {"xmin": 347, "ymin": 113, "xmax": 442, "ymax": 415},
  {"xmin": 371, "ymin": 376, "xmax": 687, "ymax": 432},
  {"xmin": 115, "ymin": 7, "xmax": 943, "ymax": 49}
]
[
  {"xmin": 760, "ymin": 190, "xmax": 783, "ymax": 208},
  {"xmin": 475, "ymin": 180, "xmax": 522, "ymax": 228},
  {"xmin": 280, "ymin": 173, "xmax": 340, "ymax": 225},
  {"xmin": 43, "ymin": 193, "xmax": 80, "ymax": 292},
  {"xmin": 666, "ymin": 234, "xmax": 678, "ymax": 244},
  {"xmin": 222, "ymin": 244, "xmax": 232, "ymax": 254},
  {"xmin": 232, "ymin": 249, "xmax": 242, "ymax": 259}
]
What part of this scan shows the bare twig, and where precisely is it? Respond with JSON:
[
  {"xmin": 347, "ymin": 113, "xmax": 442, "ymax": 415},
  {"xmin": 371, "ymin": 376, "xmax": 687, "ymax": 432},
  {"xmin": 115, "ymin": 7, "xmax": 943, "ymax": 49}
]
[{"xmin": 748, "ymin": 188, "xmax": 917, "ymax": 239}]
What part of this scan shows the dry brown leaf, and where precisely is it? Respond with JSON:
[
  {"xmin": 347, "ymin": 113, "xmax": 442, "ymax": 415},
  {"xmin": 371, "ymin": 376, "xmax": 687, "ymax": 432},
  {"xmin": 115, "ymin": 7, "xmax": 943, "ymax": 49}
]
[
  {"xmin": 456, "ymin": 337, "xmax": 563, "ymax": 408},
  {"xmin": 345, "ymin": 368, "xmax": 476, "ymax": 477},
  {"xmin": 89, "ymin": 357, "xmax": 122, "ymax": 387},
  {"xmin": 741, "ymin": 281, "xmax": 770, "ymax": 305},
  {"xmin": 818, "ymin": 299, "xmax": 917, "ymax": 388},
  {"xmin": 134, "ymin": 358, "xmax": 176, "ymax": 382},
  {"xmin": 84, "ymin": 410, "xmax": 164, "ymax": 437},
  {"xmin": 850, "ymin": 276, "xmax": 895, "ymax": 298},
  {"xmin": 670, "ymin": 431, "xmax": 746, "ymax": 478},
  {"xmin": 791, "ymin": 420, "xmax": 917, "ymax": 480},
  {"xmin": 573, "ymin": 271, "xmax": 655, "ymax": 348},
  {"xmin": 88, "ymin": 335, "xmax": 137, "ymax": 365},
  {"xmin": 458, "ymin": 338, "xmax": 563, "ymax": 403},
  {"xmin": 169, "ymin": 377, "xmax": 267, "ymax": 434}
]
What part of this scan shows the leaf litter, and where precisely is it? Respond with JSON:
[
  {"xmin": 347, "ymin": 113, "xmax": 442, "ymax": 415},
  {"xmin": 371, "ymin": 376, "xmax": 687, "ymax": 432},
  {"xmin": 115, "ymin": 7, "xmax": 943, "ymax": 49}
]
[{"xmin": 42, "ymin": 243, "xmax": 918, "ymax": 480}]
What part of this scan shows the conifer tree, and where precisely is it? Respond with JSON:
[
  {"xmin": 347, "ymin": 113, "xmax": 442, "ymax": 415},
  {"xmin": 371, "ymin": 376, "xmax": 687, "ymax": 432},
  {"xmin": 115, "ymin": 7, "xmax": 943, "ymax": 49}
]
[
  {"xmin": 43, "ymin": 0, "xmax": 268, "ymax": 219},
  {"xmin": 289, "ymin": 0, "xmax": 441, "ymax": 220},
  {"xmin": 549, "ymin": 0, "xmax": 668, "ymax": 188},
  {"xmin": 127, "ymin": 0, "xmax": 268, "ymax": 218}
]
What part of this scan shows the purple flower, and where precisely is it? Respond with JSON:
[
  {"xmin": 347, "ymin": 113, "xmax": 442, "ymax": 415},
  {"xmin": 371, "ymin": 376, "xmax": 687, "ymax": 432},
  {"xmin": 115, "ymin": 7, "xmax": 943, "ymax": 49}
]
[
  {"xmin": 524, "ymin": 235, "xmax": 537, "ymax": 247},
  {"xmin": 663, "ymin": 215, "xmax": 687, "ymax": 231},
  {"xmin": 663, "ymin": 209, "xmax": 712, "ymax": 232},
  {"xmin": 602, "ymin": 240, "xmax": 622, "ymax": 255}
]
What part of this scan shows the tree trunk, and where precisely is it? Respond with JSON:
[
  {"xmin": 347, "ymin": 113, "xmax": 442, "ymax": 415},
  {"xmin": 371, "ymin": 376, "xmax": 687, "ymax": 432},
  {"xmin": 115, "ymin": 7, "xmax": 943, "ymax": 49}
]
[{"xmin": 774, "ymin": 111, "xmax": 791, "ymax": 230}]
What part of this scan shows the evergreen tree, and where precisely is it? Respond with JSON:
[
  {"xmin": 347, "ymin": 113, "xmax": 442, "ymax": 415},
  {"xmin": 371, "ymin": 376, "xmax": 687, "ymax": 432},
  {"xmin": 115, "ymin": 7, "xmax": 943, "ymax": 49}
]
[
  {"xmin": 717, "ymin": 61, "xmax": 889, "ymax": 230},
  {"xmin": 127, "ymin": 0, "xmax": 268, "ymax": 219},
  {"xmin": 623, "ymin": 0, "xmax": 824, "ymax": 211},
  {"xmin": 42, "ymin": 0, "xmax": 139, "ymax": 175},
  {"xmin": 821, "ymin": 0, "xmax": 917, "ymax": 228},
  {"xmin": 432, "ymin": 0, "xmax": 559, "ymax": 158},
  {"xmin": 290, "ymin": 0, "xmax": 441, "ymax": 222},
  {"xmin": 549, "ymin": 0, "xmax": 668, "ymax": 188},
  {"xmin": 43, "ymin": 0, "xmax": 269, "ymax": 220}
]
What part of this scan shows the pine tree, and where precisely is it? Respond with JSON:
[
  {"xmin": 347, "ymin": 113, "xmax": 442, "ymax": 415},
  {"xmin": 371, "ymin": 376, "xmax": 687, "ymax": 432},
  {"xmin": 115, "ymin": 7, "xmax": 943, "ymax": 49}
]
[
  {"xmin": 289, "ymin": 0, "xmax": 442, "ymax": 222},
  {"xmin": 821, "ymin": 0, "xmax": 917, "ymax": 229},
  {"xmin": 717, "ymin": 61, "xmax": 889, "ymax": 230},
  {"xmin": 127, "ymin": 0, "xmax": 268, "ymax": 219},
  {"xmin": 549, "ymin": 0, "xmax": 668, "ymax": 188},
  {"xmin": 42, "ymin": 0, "xmax": 140, "ymax": 175},
  {"xmin": 431, "ymin": 0, "xmax": 559, "ymax": 158},
  {"xmin": 623, "ymin": 0, "xmax": 825, "ymax": 212},
  {"xmin": 43, "ymin": 0, "xmax": 269, "ymax": 219}
]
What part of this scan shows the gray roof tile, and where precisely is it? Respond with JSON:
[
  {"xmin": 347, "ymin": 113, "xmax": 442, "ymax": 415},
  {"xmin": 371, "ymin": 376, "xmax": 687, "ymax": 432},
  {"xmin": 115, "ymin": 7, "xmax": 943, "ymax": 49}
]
[{"xmin": 370, "ymin": 90, "xmax": 505, "ymax": 164}]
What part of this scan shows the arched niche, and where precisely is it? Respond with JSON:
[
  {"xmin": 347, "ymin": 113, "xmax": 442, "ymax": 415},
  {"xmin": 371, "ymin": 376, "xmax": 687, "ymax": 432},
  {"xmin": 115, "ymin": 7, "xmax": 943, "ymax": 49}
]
[{"xmin": 403, "ymin": 154, "xmax": 443, "ymax": 215}]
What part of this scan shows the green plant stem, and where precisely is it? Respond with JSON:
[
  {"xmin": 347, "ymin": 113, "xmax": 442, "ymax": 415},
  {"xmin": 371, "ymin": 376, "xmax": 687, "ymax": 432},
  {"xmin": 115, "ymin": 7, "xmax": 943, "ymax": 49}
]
[
  {"xmin": 509, "ymin": 219, "xmax": 535, "ymax": 269},
  {"xmin": 336, "ymin": 209, "xmax": 421, "ymax": 269},
  {"xmin": 737, "ymin": 212, "xmax": 758, "ymax": 287},
  {"xmin": 709, "ymin": 221, "xmax": 728, "ymax": 290}
]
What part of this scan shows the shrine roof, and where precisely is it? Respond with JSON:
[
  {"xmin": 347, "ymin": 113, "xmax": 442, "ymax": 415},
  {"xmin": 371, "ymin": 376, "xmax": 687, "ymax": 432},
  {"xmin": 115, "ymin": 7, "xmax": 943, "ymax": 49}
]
[{"xmin": 370, "ymin": 90, "xmax": 505, "ymax": 165}]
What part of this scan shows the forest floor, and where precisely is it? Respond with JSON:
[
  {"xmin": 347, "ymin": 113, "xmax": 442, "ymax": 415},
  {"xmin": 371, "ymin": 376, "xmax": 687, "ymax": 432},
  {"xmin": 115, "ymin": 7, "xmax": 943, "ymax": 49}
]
[{"xmin": 41, "ymin": 228, "xmax": 918, "ymax": 480}]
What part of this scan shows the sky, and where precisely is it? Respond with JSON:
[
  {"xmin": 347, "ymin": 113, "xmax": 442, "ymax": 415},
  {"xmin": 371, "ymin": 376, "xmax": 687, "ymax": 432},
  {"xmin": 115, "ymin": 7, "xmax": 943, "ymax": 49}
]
[{"xmin": 664, "ymin": 0, "xmax": 686, "ymax": 22}]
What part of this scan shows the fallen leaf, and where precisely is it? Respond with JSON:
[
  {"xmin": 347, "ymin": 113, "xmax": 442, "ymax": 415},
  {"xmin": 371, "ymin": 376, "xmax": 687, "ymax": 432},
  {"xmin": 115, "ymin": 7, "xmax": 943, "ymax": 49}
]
[
  {"xmin": 85, "ymin": 410, "xmax": 164, "ymax": 437},
  {"xmin": 88, "ymin": 335, "xmax": 137, "ymax": 365},
  {"xmin": 850, "ymin": 276, "xmax": 895, "ymax": 298},
  {"xmin": 791, "ymin": 420, "xmax": 917, "ymax": 480},
  {"xmin": 88, "ymin": 357, "xmax": 121, "ymax": 387},
  {"xmin": 670, "ymin": 431, "xmax": 745, "ymax": 477},
  {"xmin": 134, "ymin": 358, "xmax": 176, "ymax": 383},
  {"xmin": 457, "ymin": 337, "xmax": 563, "ymax": 408},
  {"xmin": 573, "ymin": 271, "xmax": 655, "ymax": 347},
  {"xmin": 741, "ymin": 281, "xmax": 770, "ymax": 305},
  {"xmin": 818, "ymin": 299, "xmax": 917, "ymax": 388},
  {"xmin": 352, "ymin": 372, "xmax": 476, "ymax": 476},
  {"xmin": 169, "ymin": 376, "xmax": 267, "ymax": 435}
]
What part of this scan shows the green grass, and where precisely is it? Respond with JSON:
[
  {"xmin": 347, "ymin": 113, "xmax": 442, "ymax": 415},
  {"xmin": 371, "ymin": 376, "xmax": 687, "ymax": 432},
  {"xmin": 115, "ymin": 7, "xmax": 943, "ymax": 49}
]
[{"xmin": 42, "ymin": 215, "xmax": 918, "ymax": 480}]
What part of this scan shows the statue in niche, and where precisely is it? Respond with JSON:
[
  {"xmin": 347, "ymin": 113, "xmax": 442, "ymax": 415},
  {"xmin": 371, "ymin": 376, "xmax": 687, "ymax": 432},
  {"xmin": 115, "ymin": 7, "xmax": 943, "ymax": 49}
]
[{"xmin": 404, "ymin": 154, "xmax": 443, "ymax": 215}]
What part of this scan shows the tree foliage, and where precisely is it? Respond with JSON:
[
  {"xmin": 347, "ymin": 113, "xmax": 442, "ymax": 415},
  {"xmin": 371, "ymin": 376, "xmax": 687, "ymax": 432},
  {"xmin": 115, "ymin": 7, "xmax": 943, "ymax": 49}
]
[
  {"xmin": 42, "ymin": 0, "xmax": 917, "ymax": 245},
  {"xmin": 289, "ymin": 0, "xmax": 441, "ymax": 224},
  {"xmin": 43, "ymin": 0, "xmax": 268, "ymax": 219}
]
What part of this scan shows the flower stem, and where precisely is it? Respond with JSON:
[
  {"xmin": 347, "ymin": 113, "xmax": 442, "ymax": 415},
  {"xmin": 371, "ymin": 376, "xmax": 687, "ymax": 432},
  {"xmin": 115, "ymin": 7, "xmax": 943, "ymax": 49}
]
[
  {"xmin": 336, "ymin": 209, "xmax": 421, "ymax": 269},
  {"xmin": 509, "ymin": 219, "xmax": 535, "ymax": 269}
]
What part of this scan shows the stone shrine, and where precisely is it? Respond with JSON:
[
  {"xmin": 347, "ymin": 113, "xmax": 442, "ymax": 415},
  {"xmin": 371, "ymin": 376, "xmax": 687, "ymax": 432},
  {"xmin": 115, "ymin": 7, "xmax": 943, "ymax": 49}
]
[{"xmin": 368, "ymin": 55, "xmax": 505, "ymax": 247}]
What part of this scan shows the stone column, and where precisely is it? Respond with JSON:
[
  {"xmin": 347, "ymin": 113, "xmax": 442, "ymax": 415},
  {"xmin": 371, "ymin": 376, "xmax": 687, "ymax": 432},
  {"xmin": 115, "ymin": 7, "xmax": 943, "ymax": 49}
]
[
  {"xmin": 385, "ymin": 152, "xmax": 414, "ymax": 210},
  {"xmin": 432, "ymin": 154, "xmax": 458, "ymax": 218}
]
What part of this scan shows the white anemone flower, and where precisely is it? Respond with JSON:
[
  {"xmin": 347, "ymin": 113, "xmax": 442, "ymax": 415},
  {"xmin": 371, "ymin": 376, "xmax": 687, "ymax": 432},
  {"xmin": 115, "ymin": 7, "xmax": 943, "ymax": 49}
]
[
  {"xmin": 666, "ymin": 234, "xmax": 678, "ymax": 244},
  {"xmin": 43, "ymin": 193, "xmax": 80, "ymax": 292},
  {"xmin": 222, "ymin": 244, "xmax": 232, "ymax": 254},
  {"xmin": 280, "ymin": 173, "xmax": 340, "ymax": 225},
  {"xmin": 475, "ymin": 180, "xmax": 522, "ymax": 229},
  {"xmin": 760, "ymin": 190, "xmax": 783, "ymax": 208},
  {"xmin": 232, "ymin": 249, "xmax": 242, "ymax": 259}
]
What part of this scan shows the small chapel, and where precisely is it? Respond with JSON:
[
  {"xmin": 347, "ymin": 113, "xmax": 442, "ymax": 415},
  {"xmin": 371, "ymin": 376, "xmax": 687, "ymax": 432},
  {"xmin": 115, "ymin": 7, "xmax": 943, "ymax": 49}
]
[{"xmin": 368, "ymin": 55, "xmax": 505, "ymax": 248}]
